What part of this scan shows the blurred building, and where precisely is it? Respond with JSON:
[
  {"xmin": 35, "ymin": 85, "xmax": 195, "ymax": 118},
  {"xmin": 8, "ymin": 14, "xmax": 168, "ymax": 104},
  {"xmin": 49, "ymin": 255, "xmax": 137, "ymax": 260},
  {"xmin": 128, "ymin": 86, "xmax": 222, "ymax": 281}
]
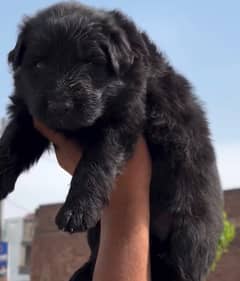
[
  {"xmin": 19, "ymin": 215, "xmax": 35, "ymax": 276},
  {"xmin": 31, "ymin": 204, "xmax": 89, "ymax": 281},
  {"xmin": 2, "ymin": 214, "xmax": 35, "ymax": 281}
]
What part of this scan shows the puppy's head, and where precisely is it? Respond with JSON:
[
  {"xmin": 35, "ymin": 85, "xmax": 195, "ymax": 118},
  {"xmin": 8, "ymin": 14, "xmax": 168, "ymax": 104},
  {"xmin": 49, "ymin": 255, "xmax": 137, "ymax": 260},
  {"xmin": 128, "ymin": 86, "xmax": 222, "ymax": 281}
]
[{"xmin": 8, "ymin": 3, "xmax": 137, "ymax": 130}]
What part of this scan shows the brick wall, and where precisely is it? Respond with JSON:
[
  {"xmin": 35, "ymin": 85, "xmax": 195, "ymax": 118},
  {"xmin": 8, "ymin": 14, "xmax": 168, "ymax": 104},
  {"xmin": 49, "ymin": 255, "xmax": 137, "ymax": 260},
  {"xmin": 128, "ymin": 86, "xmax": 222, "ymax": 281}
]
[
  {"xmin": 208, "ymin": 188, "xmax": 240, "ymax": 281},
  {"xmin": 223, "ymin": 189, "xmax": 240, "ymax": 226},
  {"xmin": 31, "ymin": 204, "xmax": 89, "ymax": 281}
]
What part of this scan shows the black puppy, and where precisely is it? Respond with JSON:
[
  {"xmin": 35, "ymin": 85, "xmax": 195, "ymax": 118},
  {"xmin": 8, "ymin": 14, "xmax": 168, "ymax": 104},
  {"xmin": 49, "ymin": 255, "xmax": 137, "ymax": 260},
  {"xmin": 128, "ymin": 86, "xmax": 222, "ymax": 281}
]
[{"xmin": 2, "ymin": 2, "xmax": 223, "ymax": 281}]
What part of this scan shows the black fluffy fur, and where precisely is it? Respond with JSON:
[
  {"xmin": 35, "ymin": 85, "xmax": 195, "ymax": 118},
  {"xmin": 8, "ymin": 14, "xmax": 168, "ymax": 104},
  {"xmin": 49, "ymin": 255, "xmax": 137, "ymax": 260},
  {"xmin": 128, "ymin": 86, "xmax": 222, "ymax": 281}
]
[{"xmin": 2, "ymin": 2, "xmax": 223, "ymax": 281}]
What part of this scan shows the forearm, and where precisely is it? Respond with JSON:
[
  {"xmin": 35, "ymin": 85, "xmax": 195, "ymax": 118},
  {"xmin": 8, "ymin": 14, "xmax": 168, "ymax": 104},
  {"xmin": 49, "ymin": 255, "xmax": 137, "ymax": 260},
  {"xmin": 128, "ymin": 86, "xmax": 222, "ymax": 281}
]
[
  {"xmin": 93, "ymin": 137, "xmax": 151, "ymax": 281},
  {"xmin": 93, "ymin": 190, "xmax": 150, "ymax": 281}
]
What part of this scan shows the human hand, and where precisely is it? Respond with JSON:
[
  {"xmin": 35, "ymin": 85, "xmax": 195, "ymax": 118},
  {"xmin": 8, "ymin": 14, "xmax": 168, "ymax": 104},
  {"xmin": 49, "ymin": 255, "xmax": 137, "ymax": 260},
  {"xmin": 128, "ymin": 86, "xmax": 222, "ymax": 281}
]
[
  {"xmin": 33, "ymin": 119, "xmax": 151, "ymax": 188},
  {"xmin": 34, "ymin": 118, "xmax": 151, "ymax": 281},
  {"xmin": 33, "ymin": 118, "xmax": 82, "ymax": 175}
]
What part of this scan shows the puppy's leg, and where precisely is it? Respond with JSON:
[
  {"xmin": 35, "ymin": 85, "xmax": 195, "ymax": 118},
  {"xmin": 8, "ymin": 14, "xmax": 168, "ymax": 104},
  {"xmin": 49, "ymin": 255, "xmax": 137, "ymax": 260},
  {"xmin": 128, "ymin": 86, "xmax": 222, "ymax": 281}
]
[
  {"xmin": 56, "ymin": 129, "xmax": 137, "ymax": 232},
  {"xmin": 0, "ymin": 103, "xmax": 49, "ymax": 199}
]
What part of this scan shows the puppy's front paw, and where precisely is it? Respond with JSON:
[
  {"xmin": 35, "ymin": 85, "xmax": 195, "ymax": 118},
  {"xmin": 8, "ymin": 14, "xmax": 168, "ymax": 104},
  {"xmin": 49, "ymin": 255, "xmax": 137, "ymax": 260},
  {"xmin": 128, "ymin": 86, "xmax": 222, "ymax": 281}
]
[
  {"xmin": 0, "ymin": 146, "xmax": 18, "ymax": 199},
  {"xmin": 55, "ymin": 197, "xmax": 101, "ymax": 233}
]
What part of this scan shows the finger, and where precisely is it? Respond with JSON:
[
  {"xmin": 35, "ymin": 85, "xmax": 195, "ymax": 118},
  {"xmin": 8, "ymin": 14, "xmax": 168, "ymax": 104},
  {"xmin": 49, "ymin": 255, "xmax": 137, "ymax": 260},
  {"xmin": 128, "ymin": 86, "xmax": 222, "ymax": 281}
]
[{"xmin": 33, "ymin": 118, "xmax": 66, "ymax": 146}]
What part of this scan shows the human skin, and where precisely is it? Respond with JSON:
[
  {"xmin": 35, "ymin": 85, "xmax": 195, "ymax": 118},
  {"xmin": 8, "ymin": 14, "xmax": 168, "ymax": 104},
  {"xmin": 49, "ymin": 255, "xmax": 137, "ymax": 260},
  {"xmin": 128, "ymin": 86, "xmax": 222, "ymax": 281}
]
[{"xmin": 34, "ymin": 119, "xmax": 151, "ymax": 281}]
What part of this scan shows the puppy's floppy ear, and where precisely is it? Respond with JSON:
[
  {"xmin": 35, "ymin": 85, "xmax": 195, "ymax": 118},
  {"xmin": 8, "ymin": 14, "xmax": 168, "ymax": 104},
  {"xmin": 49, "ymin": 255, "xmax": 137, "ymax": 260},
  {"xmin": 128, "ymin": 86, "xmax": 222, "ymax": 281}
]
[
  {"xmin": 105, "ymin": 28, "xmax": 134, "ymax": 75},
  {"xmin": 8, "ymin": 34, "xmax": 26, "ymax": 70}
]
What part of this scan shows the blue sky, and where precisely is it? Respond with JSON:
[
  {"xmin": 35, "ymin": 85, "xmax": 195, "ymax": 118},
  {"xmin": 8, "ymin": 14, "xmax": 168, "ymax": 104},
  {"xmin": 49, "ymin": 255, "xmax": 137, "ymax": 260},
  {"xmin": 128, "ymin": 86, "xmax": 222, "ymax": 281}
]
[
  {"xmin": 1, "ymin": 1, "xmax": 239, "ymax": 218},
  {"xmin": 1, "ymin": 0, "xmax": 240, "ymax": 142}
]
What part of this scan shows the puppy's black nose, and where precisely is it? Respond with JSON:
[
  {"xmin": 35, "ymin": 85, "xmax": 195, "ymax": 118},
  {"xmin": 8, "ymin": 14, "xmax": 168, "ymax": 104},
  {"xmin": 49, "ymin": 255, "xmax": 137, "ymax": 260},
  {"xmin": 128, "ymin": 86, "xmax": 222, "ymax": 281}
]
[{"xmin": 48, "ymin": 101, "xmax": 73, "ymax": 114}]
